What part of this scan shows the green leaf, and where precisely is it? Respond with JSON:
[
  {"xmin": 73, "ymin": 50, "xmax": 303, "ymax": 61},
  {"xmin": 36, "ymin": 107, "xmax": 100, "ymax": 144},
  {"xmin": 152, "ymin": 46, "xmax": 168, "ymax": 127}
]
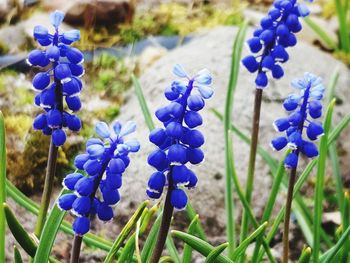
[
  {"xmin": 334, "ymin": 0, "xmax": 350, "ymax": 52},
  {"xmin": 0, "ymin": 112, "xmax": 6, "ymax": 263},
  {"xmin": 185, "ymin": 203, "xmax": 207, "ymax": 241},
  {"xmin": 224, "ymin": 19, "xmax": 249, "ymax": 257},
  {"xmin": 205, "ymin": 243, "xmax": 229, "ymax": 263},
  {"xmin": 4, "ymin": 203, "xmax": 37, "ymax": 257},
  {"xmin": 321, "ymin": 224, "xmax": 350, "ymax": 262},
  {"xmin": 141, "ymin": 212, "xmax": 163, "ymax": 263},
  {"xmin": 104, "ymin": 200, "xmax": 148, "ymax": 263},
  {"xmin": 182, "ymin": 214, "xmax": 199, "ymax": 263},
  {"xmin": 171, "ymin": 230, "xmax": 233, "ymax": 263},
  {"xmin": 298, "ymin": 247, "xmax": 312, "ymax": 263},
  {"xmin": 132, "ymin": 74, "xmax": 155, "ymax": 131},
  {"xmin": 33, "ymin": 190, "xmax": 68, "ymax": 263},
  {"xmin": 159, "ymin": 256, "xmax": 176, "ymax": 263},
  {"xmin": 303, "ymin": 17, "xmax": 338, "ymax": 50},
  {"xmin": 14, "ymin": 246, "xmax": 23, "ymax": 263},
  {"xmin": 313, "ymin": 99, "xmax": 336, "ymax": 262},
  {"xmin": 231, "ymin": 222, "xmax": 268, "ymax": 261}
]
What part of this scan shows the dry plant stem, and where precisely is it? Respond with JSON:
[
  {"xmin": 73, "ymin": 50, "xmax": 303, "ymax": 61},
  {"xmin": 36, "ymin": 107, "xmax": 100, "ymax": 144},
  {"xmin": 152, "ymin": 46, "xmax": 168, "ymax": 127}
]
[
  {"xmin": 282, "ymin": 166, "xmax": 297, "ymax": 263},
  {"xmin": 70, "ymin": 235, "xmax": 83, "ymax": 263},
  {"xmin": 239, "ymin": 88, "xmax": 263, "ymax": 255},
  {"xmin": 34, "ymin": 140, "xmax": 59, "ymax": 237},
  {"xmin": 150, "ymin": 169, "xmax": 174, "ymax": 263}
]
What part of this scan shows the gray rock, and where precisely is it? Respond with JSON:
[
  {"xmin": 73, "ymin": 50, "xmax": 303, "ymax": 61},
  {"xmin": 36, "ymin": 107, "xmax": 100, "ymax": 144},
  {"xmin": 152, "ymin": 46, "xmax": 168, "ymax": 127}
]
[{"xmin": 114, "ymin": 26, "xmax": 350, "ymax": 239}]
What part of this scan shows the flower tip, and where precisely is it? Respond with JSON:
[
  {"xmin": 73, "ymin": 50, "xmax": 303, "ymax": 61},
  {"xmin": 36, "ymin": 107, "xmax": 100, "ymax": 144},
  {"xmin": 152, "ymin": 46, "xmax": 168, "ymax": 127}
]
[
  {"xmin": 173, "ymin": 64, "xmax": 188, "ymax": 78},
  {"xmin": 50, "ymin": 10, "xmax": 65, "ymax": 28}
]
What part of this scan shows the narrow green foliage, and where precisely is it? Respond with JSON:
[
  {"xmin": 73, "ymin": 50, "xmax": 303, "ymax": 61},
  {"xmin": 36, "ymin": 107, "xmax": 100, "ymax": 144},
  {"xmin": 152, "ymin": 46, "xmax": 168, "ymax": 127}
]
[
  {"xmin": 231, "ymin": 222, "xmax": 268, "ymax": 261},
  {"xmin": 172, "ymin": 230, "xmax": 233, "ymax": 263},
  {"xmin": 4, "ymin": 203, "xmax": 37, "ymax": 257},
  {"xmin": 14, "ymin": 246, "xmax": 23, "ymax": 263},
  {"xmin": 303, "ymin": 17, "xmax": 338, "ymax": 50},
  {"xmin": 104, "ymin": 200, "xmax": 148, "ymax": 263},
  {"xmin": 321, "ymin": 224, "xmax": 350, "ymax": 262},
  {"xmin": 341, "ymin": 191, "xmax": 350, "ymax": 261},
  {"xmin": 166, "ymin": 234, "xmax": 181, "ymax": 263},
  {"xmin": 0, "ymin": 112, "xmax": 6, "ymax": 263},
  {"xmin": 141, "ymin": 212, "xmax": 163, "ymax": 263},
  {"xmin": 224, "ymin": 19, "xmax": 248, "ymax": 257},
  {"xmin": 298, "ymin": 247, "xmax": 312, "ymax": 263},
  {"xmin": 185, "ymin": 203, "xmax": 207, "ymax": 241},
  {"xmin": 313, "ymin": 99, "xmax": 336, "ymax": 262},
  {"xmin": 205, "ymin": 243, "xmax": 229, "ymax": 263},
  {"xmin": 33, "ymin": 192, "xmax": 68, "ymax": 263},
  {"xmin": 182, "ymin": 215, "xmax": 199, "ymax": 263},
  {"xmin": 160, "ymin": 256, "xmax": 176, "ymax": 263},
  {"xmin": 334, "ymin": 0, "xmax": 350, "ymax": 52},
  {"xmin": 132, "ymin": 74, "xmax": 155, "ymax": 130}
]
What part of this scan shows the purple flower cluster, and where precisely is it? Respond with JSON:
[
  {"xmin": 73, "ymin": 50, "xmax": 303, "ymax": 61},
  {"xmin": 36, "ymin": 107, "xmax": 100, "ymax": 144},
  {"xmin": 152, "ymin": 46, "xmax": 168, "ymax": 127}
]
[
  {"xmin": 146, "ymin": 64, "xmax": 213, "ymax": 210},
  {"xmin": 242, "ymin": 0, "xmax": 310, "ymax": 88},
  {"xmin": 30, "ymin": 11, "xmax": 84, "ymax": 146},
  {"xmin": 57, "ymin": 121, "xmax": 140, "ymax": 235},
  {"xmin": 271, "ymin": 72, "xmax": 325, "ymax": 168}
]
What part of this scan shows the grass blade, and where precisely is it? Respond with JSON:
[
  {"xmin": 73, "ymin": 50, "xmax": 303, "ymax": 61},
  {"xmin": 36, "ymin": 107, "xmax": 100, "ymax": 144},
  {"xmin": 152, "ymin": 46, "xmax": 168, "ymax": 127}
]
[
  {"xmin": 104, "ymin": 200, "xmax": 148, "ymax": 263},
  {"xmin": 231, "ymin": 222, "xmax": 268, "ymax": 261},
  {"xmin": 298, "ymin": 247, "xmax": 312, "ymax": 263},
  {"xmin": 14, "ymin": 245, "xmax": 23, "ymax": 263},
  {"xmin": 205, "ymin": 243, "xmax": 229, "ymax": 263},
  {"xmin": 171, "ymin": 230, "xmax": 233, "ymax": 263},
  {"xmin": 182, "ymin": 215, "xmax": 199, "ymax": 263},
  {"xmin": 132, "ymin": 74, "xmax": 155, "ymax": 131},
  {"xmin": 141, "ymin": 212, "xmax": 163, "ymax": 263},
  {"xmin": 303, "ymin": 17, "xmax": 338, "ymax": 50},
  {"xmin": 0, "ymin": 112, "xmax": 6, "ymax": 263},
  {"xmin": 313, "ymin": 99, "xmax": 336, "ymax": 262},
  {"xmin": 4, "ymin": 203, "xmax": 37, "ymax": 257},
  {"xmin": 334, "ymin": 0, "xmax": 350, "ymax": 52},
  {"xmin": 33, "ymin": 199, "xmax": 66, "ymax": 263},
  {"xmin": 321, "ymin": 224, "xmax": 350, "ymax": 262},
  {"xmin": 223, "ymin": 19, "xmax": 248, "ymax": 257}
]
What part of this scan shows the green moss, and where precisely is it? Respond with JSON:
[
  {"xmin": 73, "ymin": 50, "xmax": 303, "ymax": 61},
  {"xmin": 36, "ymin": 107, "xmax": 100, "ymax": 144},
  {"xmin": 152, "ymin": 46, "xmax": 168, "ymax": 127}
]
[
  {"xmin": 15, "ymin": 88, "xmax": 34, "ymax": 106},
  {"xmin": 0, "ymin": 41, "xmax": 9, "ymax": 55},
  {"xmin": 4, "ymin": 114, "xmax": 32, "ymax": 139}
]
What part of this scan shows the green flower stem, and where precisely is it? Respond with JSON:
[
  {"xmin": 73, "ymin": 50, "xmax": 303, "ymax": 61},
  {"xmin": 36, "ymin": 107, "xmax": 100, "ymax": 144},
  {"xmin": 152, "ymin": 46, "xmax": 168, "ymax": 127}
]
[
  {"xmin": 70, "ymin": 235, "xmax": 83, "ymax": 263},
  {"xmin": 239, "ymin": 88, "xmax": 263, "ymax": 262},
  {"xmin": 34, "ymin": 140, "xmax": 59, "ymax": 237},
  {"xmin": 150, "ymin": 168, "xmax": 174, "ymax": 263},
  {"xmin": 282, "ymin": 165, "xmax": 298, "ymax": 263}
]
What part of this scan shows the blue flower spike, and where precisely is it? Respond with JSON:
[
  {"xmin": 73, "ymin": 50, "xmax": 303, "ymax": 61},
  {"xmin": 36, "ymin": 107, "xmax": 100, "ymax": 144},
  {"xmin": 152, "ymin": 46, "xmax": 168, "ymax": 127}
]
[
  {"xmin": 271, "ymin": 72, "xmax": 325, "ymax": 169},
  {"xmin": 57, "ymin": 121, "xmax": 139, "ymax": 235},
  {"xmin": 146, "ymin": 64, "xmax": 213, "ymax": 210},
  {"xmin": 29, "ymin": 10, "xmax": 84, "ymax": 146},
  {"xmin": 242, "ymin": 0, "xmax": 311, "ymax": 88}
]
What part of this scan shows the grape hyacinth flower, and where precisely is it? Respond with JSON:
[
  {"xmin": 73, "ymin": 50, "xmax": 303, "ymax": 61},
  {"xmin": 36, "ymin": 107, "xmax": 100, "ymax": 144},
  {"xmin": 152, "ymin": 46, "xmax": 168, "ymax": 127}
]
[
  {"xmin": 242, "ymin": 0, "xmax": 310, "ymax": 88},
  {"xmin": 148, "ymin": 64, "xmax": 213, "ymax": 263},
  {"xmin": 146, "ymin": 64, "xmax": 213, "ymax": 210},
  {"xmin": 30, "ymin": 10, "xmax": 84, "ymax": 146},
  {"xmin": 271, "ymin": 72, "xmax": 325, "ymax": 168},
  {"xmin": 57, "ymin": 121, "xmax": 140, "ymax": 235}
]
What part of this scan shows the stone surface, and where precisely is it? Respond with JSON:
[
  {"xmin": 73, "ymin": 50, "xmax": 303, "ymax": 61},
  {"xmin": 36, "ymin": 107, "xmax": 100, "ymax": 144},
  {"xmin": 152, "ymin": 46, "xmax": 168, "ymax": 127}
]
[
  {"xmin": 42, "ymin": 0, "xmax": 134, "ymax": 27},
  {"xmin": 115, "ymin": 26, "xmax": 350, "ymax": 238}
]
